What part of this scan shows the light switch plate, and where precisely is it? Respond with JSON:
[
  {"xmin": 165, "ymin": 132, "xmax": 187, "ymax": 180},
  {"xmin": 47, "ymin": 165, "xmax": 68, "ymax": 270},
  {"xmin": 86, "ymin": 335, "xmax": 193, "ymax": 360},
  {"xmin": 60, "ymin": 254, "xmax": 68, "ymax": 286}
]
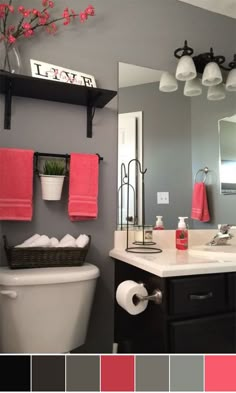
[{"xmin": 157, "ymin": 192, "xmax": 169, "ymax": 204}]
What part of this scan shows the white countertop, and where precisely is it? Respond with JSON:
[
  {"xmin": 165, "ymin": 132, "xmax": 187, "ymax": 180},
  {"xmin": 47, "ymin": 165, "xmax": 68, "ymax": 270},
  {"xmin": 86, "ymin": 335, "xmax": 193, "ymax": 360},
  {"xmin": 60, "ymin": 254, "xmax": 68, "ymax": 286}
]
[
  {"xmin": 109, "ymin": 230, "xmax": 236, "ymax": 277},
  {"xmin": 109, "ymin": 248, "xmax": 236, "ymax": 277}
]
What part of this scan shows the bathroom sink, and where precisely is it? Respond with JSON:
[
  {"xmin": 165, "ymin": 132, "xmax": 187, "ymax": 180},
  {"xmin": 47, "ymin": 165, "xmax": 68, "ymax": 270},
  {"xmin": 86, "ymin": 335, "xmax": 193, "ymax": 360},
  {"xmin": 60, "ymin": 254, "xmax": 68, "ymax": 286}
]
[{"xmin": 189, "ymin": 244, "xmax": 236, "ymax": 260}]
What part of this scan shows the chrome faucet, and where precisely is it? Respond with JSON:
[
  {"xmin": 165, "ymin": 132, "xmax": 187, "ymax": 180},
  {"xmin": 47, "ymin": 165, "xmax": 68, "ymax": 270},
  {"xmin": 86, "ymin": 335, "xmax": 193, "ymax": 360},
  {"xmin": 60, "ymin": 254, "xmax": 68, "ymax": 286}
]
[{"xmin": 207, "ymin": 224, "xmax": 233, "ymax": 246}]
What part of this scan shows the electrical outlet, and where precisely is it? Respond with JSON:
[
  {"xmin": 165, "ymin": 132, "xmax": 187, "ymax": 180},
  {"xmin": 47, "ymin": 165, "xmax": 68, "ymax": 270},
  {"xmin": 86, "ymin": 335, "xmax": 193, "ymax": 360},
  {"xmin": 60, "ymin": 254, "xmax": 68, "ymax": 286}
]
[{"xmin": 157, "ymin": 192, "xmax": 169, "ymax": 204}]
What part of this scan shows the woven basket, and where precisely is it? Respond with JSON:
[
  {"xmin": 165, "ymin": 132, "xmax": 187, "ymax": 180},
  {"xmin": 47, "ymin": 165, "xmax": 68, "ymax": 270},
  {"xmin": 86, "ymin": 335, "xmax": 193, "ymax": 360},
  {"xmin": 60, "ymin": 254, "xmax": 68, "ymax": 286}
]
[{"xmin": 3, "ymin": 235, "xmax": 91, "ymax": 269}]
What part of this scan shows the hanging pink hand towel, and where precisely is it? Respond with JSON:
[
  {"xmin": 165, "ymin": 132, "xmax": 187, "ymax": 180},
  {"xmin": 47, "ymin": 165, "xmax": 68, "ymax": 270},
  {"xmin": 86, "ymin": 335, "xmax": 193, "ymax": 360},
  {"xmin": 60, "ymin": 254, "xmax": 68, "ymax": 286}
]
[
  {"xmin": 68, "ymin": 153, "xmax": 99, "ymax": 221},
  {"xmin": 0, "ymin": 148, "xmax": 34, "ymax": 221},
  {"xmin": 191, "ymin": 182, "xmax": 210, "ymax": 222}
]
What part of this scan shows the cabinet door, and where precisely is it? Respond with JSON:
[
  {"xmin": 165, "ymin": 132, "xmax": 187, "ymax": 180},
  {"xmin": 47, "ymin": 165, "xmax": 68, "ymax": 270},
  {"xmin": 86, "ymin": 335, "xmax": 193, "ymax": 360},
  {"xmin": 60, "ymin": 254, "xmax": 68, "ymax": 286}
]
[
  {"xmin": 169, "ymin": 274, "xmax": 226, "ymax": 316},
  {"xmin": 228, "ymin": 273, "xmax": 236, "ymax": 310},
  {"xmin": 170, "ymin": 313, "xmax": 236, "ymax": 353}
]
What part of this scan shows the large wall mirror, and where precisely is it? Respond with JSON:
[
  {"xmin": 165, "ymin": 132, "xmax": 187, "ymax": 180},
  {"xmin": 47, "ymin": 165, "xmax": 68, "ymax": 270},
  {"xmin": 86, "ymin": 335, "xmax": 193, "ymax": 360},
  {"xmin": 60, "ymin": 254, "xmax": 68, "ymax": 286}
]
[
  {"xmin": 118, "ymin": 61, "xmax": 236, "ymax": 229},
  {"xmin": 219, "ymin": 115, "xmax": 236, "ymax": 194}
]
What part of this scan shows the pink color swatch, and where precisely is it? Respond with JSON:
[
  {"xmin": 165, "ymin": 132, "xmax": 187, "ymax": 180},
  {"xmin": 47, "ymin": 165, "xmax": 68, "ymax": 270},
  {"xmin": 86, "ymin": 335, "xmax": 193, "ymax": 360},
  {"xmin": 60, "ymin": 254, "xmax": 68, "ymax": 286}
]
[
  {"xmin": 205, "ymin": 356, "xmax": 236, "ymax": 391},
  {"xmin": 101, "ymin": 355, "xmax": 134, "ymax": 391}
]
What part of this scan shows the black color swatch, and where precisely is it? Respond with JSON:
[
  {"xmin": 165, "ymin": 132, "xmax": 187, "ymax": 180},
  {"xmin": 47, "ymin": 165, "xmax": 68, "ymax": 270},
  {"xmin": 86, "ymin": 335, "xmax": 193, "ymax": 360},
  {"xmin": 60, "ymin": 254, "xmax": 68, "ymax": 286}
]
[{"xmin": 0, "ymin": 355, "xmax": 30, "ymax": 391}]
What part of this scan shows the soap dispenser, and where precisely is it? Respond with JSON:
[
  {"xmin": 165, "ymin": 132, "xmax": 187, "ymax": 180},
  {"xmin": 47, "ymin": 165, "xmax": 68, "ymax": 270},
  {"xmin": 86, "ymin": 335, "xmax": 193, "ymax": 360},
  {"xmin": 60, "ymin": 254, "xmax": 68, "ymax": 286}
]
[
  {"xmin": 154, "ymin": 216, "xmax": 164, "ymax": 230},
  {"xmin": 176, "ymin": 217, "xmax": 188, "ymax": 250}
]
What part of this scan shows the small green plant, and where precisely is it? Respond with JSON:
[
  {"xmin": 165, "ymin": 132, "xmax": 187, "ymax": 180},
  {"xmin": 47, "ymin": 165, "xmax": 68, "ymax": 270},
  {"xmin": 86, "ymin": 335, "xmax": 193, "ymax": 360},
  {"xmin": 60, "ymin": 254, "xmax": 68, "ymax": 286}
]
[{"xmin": 43, "ymin": 160, "xmax": 65, "ymax": 176}]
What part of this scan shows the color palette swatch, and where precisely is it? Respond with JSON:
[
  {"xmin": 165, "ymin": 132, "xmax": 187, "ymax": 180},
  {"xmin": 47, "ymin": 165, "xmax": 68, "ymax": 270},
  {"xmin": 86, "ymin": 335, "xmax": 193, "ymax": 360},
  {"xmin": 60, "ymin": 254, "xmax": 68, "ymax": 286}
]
[{"xmin": 0, "ymin": 354, "xmax": 236, "ymax": 392}]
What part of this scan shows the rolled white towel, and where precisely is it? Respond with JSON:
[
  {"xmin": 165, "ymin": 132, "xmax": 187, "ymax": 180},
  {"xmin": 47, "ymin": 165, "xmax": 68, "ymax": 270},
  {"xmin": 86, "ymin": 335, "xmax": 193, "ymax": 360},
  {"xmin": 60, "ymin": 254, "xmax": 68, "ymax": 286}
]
[
  {"xmin": 50, "ymin": 237, "xmax": 59, "ymax": 247},
  {"xmin": 28, "ymin": 235, "xmax": 51, "ymax": 248},
  {"xmin": 15, "ymin": 234, "xmax": 41, "ymax": 248},
  {"xmin": 76, "ymin": 234, "xmax": 90, "ymax": 248},
  {"xmin": 59, "ymin": 234, "xmax": 76, "ymax": 245},
  {"xmin": 58, "ymin": 239, "xmax": 76, "ymax": 248}
]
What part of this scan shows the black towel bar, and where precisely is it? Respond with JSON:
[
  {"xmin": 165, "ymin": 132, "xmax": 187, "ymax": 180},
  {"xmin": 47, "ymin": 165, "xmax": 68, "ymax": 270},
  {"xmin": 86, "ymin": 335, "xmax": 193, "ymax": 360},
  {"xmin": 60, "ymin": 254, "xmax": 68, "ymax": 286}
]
[{"xmin": 34, "ymin": 151, "xmax": 103, "ymax": 175}]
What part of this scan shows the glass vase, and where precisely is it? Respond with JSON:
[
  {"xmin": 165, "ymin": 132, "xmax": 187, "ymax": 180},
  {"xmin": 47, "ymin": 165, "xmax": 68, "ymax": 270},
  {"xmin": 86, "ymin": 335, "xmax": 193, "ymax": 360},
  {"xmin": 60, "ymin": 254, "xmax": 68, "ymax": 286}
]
[{"xmin": 0, "ymin": 41, "xmax": 21, "ymax": 74}]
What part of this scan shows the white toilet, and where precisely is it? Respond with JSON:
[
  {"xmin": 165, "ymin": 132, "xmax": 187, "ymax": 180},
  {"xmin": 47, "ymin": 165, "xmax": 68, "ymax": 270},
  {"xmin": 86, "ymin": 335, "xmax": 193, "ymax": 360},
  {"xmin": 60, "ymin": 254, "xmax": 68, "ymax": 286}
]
[{"xmin": 0, "ymin": 263, "xmax": 99, "ymax": 353}]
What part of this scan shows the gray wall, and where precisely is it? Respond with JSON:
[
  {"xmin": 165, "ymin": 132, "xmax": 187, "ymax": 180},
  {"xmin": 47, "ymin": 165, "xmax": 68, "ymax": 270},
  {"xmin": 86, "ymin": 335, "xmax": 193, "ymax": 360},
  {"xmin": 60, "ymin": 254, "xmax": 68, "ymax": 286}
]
[
  {"xmin": 119, "ymin": 83, "xmax": 192, "ymax": 228},
  {"xmin": 0, "ymin": 0, "xmax": 235, "ymax": 352}
]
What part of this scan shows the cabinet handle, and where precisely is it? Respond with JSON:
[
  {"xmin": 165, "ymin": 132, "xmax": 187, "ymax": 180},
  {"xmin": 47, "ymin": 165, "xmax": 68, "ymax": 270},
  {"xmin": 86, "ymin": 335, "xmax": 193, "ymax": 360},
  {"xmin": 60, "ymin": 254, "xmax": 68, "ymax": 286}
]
[{"xmin": 189, "ymin": 292, "xmax": 213, "ymax": 301}]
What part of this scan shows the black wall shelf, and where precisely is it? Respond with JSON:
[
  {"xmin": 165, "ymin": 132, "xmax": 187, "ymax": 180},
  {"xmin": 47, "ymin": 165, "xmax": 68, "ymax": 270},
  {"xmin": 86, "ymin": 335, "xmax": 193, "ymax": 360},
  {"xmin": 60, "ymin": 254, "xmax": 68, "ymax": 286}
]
[{"xmin": 0, "ymin": 70, "xmax": 117, "ymax": 137}]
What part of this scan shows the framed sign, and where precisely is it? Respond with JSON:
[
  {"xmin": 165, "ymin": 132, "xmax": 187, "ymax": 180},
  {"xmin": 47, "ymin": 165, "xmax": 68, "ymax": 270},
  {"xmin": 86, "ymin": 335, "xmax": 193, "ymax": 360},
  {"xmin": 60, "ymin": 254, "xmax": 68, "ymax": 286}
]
[{"xmin": 30, "ymin": 59, "xmax": 96, "ymax": 88}]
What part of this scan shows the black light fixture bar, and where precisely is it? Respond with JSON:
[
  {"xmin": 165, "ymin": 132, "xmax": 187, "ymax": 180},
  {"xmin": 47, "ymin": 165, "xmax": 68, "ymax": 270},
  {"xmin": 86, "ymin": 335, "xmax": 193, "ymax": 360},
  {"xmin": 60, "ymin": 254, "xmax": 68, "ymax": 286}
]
[{"xmin": 174, "ymin": 40, "xmax": 236, "ymax": 74}]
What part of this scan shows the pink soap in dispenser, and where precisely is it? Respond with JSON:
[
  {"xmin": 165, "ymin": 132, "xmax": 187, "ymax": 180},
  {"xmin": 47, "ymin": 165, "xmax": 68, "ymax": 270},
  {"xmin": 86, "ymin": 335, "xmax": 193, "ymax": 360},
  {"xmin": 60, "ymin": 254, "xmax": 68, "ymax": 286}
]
[
  {"xmin": 176, "ymin": 217, "xmax": 188, "ymax": 250},
  {"xmin": 153, "ymin": 216, "xmax": 164, "ymax": 230}
]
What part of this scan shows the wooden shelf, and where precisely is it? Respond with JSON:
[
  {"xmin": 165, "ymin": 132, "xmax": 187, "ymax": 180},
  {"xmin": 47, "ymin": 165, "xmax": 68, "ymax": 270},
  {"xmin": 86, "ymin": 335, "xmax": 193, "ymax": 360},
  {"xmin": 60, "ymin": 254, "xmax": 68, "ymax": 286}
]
[{"xmin": 0, "ymin": 70, "xmax": 117, "ymax": 137}]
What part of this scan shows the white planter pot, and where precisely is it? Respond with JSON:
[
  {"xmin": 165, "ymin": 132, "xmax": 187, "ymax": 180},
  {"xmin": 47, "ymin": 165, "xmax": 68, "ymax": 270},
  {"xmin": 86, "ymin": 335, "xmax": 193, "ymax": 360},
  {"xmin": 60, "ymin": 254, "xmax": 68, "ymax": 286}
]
[{"xmin": 40, "ymin": 175, "xmax": 65, "ymax": 201}]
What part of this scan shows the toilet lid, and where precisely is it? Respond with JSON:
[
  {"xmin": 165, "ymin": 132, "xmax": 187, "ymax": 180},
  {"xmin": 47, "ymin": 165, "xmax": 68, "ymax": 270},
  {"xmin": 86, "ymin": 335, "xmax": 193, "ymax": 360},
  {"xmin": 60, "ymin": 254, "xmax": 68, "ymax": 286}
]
[{"xmin": 0, "ymin": 263, "xmax": 100, "ymax": 286}]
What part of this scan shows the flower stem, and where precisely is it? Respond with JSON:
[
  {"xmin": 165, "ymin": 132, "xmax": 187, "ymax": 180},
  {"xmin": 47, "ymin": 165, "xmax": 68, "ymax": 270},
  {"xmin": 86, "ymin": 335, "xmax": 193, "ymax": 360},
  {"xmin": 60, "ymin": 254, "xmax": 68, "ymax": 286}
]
[{"xmin": 3, "ymin": 0, "xmax": 12, "ymax": 36}]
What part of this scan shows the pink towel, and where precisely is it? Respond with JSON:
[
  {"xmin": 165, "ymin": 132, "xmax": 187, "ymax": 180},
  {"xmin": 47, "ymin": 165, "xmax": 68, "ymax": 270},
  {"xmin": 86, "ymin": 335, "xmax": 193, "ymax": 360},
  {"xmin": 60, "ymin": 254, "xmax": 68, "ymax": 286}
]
[
  {"xmin": 0, "ymin": 148, "xmax": 34, "ymax": 221},
  {"xmin": 68, "ymin": 153, "xmax": 99, "ymax": 221},
  {"xmin": 191, "ymin": 182, "xmax": 210, "ymax": 222}
]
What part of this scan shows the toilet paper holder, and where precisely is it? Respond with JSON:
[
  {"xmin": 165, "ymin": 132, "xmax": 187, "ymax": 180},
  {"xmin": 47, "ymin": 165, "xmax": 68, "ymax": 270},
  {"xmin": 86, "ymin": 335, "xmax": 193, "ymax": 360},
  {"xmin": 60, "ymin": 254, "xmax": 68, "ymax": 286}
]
[{"xmin": 136, "ymin": 284, "xmax": 163, "ymax": 304}]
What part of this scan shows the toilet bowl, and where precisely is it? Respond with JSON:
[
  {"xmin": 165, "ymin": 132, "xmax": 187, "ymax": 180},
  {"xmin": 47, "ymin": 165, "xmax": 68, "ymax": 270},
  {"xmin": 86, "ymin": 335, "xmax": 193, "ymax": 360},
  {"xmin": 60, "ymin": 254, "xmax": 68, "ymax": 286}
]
[{"xmin": 0, "ymin": 263, "xmax": 99, "ymax": 353}]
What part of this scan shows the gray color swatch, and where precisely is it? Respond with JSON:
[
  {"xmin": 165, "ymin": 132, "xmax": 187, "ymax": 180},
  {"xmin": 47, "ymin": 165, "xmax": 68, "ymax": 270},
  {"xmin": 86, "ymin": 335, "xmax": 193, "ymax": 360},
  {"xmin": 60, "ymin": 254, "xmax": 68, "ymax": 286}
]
[
  {"xmin": 66, "ymin": 356, "xmax": 100, "ymax": 391},
  {"xmin": 32, "ymin": 356, "xmax": 65, "ymax": 392},
  {"xmin": 170, "ymin": 355, "xmax": 203, "ymax": 391},
  {"xmin": 136, "ymin": 355, "xmax": 169, "ymax": 391}
]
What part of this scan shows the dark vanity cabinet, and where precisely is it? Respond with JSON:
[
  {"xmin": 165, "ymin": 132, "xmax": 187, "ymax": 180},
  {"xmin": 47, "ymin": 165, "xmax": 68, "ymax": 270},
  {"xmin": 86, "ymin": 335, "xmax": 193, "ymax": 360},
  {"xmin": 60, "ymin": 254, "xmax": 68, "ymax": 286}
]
[{"xmin": 114, "ymin": 261, "xmax": 236, "ymax": 353}]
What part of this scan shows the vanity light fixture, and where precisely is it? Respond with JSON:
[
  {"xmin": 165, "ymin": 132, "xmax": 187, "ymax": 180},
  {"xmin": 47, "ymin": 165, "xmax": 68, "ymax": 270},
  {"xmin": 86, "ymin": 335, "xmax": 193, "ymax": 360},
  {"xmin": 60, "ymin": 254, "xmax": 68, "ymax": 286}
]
[
  {"xmin": 207, "ymin": 83, "xmax": 226, "ymax": 101},
  {"xmin": 225, "ymin": 55, "xmax": 236, "ymax": 91},
  {"xmin": 175, "ymin": 40, "xmax": 197, "ymax": 81},
  {"xmin": 159, "ymin": 71, "xmax": 178, "ymax": 92},
  {"xmin": 159, "ymin": 40, "xmax": 236, "ymax": 99},
  {"xmin": 184, "ymin": 78, "xmax": 202, "ymax": 97}
]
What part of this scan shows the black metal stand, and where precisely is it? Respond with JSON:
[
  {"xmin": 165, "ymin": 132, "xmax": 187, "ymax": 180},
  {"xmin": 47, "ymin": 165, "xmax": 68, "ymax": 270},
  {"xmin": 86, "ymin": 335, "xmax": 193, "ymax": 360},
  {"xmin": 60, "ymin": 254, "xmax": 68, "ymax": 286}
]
[
  {"xmin": 118, "ymin": 163, "xmax": 137, "ymax": 230},
  {"xmin": 125, "ymin": 159, "xmax": 162, "ymax": 254}
]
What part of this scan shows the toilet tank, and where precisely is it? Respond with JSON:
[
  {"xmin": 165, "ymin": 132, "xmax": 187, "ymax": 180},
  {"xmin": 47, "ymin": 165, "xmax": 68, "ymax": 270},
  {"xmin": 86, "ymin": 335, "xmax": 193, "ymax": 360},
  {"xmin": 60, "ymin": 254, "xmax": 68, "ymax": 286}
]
[{"xmin": 0, "ymin": 264, "xmax": 99, "ymax": 353}]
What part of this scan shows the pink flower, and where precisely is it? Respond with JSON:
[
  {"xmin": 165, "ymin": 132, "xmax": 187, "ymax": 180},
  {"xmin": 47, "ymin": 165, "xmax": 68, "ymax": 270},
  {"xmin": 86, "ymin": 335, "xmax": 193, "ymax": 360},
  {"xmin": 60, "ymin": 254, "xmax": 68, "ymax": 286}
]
[
  {"xmin": 63, "ymin": 7, "xmax": 69, "ymax": 18},
  {"xmin": 8, "ymin": 5, "xmax": 14, "ymax": 13},
  {"xmin": 18, "ymin": 5, "xmax": 24, "ymax": 13},
  {"xmin": 71, "ymin": 9, "xmax": 77, "ymax": 18},
  {"xmin": 45, "ymin": 22, "xmax": 57, "ymax": 34},
  {"xmin": 63, "ymin": 18, "xmax": 70, "ymax": 25},
  {"xmin": 43, "ymin": 10, "xmax": 50, "ymax": 20},
  {"xmin": 22, "ymin": 22, "xmax": 32, "ymax": 30},
  {"xmin": 42, "ymin": 0, "xmax": 48, "ymax": 6},
  {"xmin": 80, "ymin": 11, "xmax": 88, "ymax": 22},
  {"xmin": 7, "ymin": 25, "xmax": 15, "ymax": 33},
  {"xmin": 0, "ymin": 8, "xmax": 5, "ymax": 18},
  {"xmin": 32, "ymin": 8, "xmax": 40, "ymax": 16},
  {"xmin": 85, "ymin": 5, "xmax": 95, "ymax": 16},
  {"xmin": 49, "ymin": 1, "xmax": 54, "ymax": 8},
  {"xmin": 39, "ymin": 17, "xmax": 47, "ymax": 25},
  {"xmin": 24, "ymin": 29, "xmax": 34, "ymax": 37},
  {"xmin": 23, "ymin": 9, "xmax": 31, "ymax": 17},
  {"xmin": 8, "ymin": 34, "xmax": 16, "ymax": 43}
]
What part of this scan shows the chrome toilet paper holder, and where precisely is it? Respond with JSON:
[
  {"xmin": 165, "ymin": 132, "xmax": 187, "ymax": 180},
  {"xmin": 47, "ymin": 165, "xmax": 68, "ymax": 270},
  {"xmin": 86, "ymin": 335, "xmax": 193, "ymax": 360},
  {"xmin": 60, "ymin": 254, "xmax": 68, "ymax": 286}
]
[{"xmin": 136, "ymin": 283, "xmax": 163, "ymax": 304}]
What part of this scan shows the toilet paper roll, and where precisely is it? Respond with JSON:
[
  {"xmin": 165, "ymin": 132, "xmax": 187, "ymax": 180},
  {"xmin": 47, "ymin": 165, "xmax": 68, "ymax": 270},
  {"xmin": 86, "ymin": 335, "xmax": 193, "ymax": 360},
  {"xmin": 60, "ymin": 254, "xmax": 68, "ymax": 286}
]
[{"xmin": 116, "ymin": 280, "xmax": 149, "ymax": 315}]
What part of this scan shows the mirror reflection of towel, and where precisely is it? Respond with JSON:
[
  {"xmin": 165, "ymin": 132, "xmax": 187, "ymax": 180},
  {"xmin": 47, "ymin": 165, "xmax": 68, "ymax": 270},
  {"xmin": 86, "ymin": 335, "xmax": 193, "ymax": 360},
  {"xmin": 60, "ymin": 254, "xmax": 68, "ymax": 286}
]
[{"xmin": 191, "ymin": 182, "xmax": 210, "ymax": 222}]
